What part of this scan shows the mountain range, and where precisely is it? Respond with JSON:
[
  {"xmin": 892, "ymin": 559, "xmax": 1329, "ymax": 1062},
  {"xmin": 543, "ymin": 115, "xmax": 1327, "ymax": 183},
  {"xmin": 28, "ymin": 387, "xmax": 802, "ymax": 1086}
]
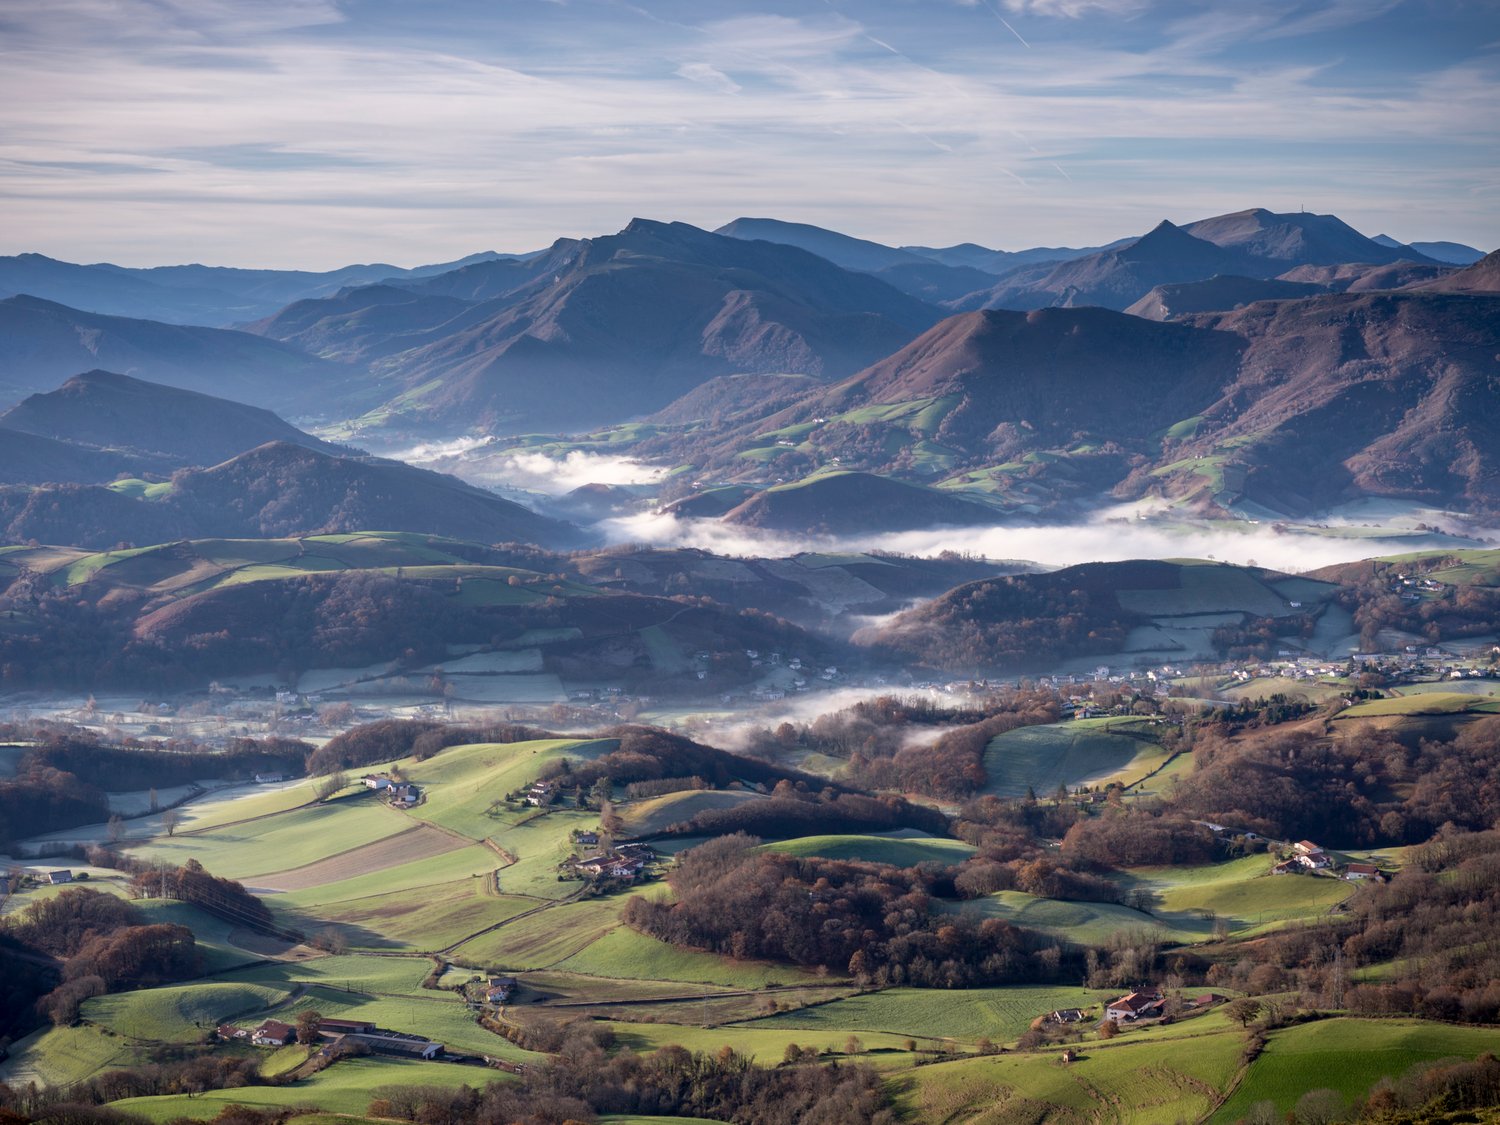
[
  {"xmin": 636, "ymin": 251, "xmax": 1500, "ymax": 525},
  {"xmin": 1, "ymin": 210, "xmax": 1495, "ymax": 534},
  {"xmin": 0, "ymin": 250, "xmax": 514, "ymax": 326},
  {"xmin": 250, "ymin": 218, "xmax": 942, "ymax": 434}
]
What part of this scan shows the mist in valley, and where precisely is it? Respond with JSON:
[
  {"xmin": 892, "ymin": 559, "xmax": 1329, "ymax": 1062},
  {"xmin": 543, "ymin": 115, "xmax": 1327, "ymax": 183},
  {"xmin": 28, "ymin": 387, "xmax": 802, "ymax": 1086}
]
[{"xmin": 594, "ymin": 508, "xmax": 1470, "ymax": 574}]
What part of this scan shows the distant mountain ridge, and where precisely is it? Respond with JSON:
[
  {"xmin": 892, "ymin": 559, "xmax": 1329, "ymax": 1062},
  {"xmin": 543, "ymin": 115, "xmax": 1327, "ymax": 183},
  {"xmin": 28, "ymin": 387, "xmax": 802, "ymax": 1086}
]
[
  {"xmin": 966, "ymin": 210, "xmax": 1445, "ymax": 313},
  {"xmin": 0, "ymin": 440, "xmax": 576, "ymax": 550},
  {"xmin": 0, "ymin": 295, "xmax": 355, "ymax": 414},
  {"xmin": 0, "ymin": 249, "xmax": 519, "ymax": 326},
  {"xmin": 1371, "ymin": 235, "xmax": 1486, "ymax": 265},
  {"xmin": 0, "ymin": 370, "xmax": 350, "ymax": 467},
  {"xmin": 253, "ymin": 218, "xmax": 944, "ymax": 435}
]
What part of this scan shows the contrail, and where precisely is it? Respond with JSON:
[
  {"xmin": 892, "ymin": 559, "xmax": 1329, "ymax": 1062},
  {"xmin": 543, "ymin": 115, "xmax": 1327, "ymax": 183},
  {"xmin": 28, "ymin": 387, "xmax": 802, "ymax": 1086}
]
[
  {"xmin": 1052, "ymin": 161, "xmax": 1073, "ymax": 181},
  {"xmin": 985, "ymin": 2, "xmax": 1032, "ymax": 48}
]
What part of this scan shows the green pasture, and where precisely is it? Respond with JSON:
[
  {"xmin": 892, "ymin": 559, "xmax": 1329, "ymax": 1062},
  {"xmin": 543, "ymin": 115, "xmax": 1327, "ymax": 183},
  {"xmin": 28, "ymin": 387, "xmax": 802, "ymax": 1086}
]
[
  {"xmin": 1338, "ymin": 692, "xmax": 1500, "ymax": 718},
  {"xmin": 282, "ymin": 878, "xmax": 527, "ymax": 952},
  {"xmin": 174, "ymin": 780, "xmax": 323, "ymax": 833},
  {"xmin": 759, "ymin": 832, "xmax": 975, "ymax": 867},
  {"xmin": 61, "ymin": 544, "xmax": 163, "ymax": 586},
  {"xmin": 1212, "ymin": 1018, "xmax": 1500, "ymax": 1123},
  {"xmin": 127, "ymin": 799, "xmax": 409, "ymax": 880},
  {"xmin": 273, "ymin": 984, "xmax": 532, "ymax": 1062},
  {"xmin": 106, "ymin": 478, "xmax": 176, "ymax": 500},
  {"xmin": 84, "ymin": 981, "xmax": 292, "ymax": 1043},
  {"xmin": 406, "ymin": 738, "xmax": 613, "ymax": 841},
  {"xmin": 951, "ymin": 890, "xmax": 1195, "ymax": 944},
  {"xmin": 451, "ymin": 896, "xmax": 626, "ymax": 967},
  {"xmin": 617, "ymin": 788, "xmax": 766, "ymax": 836},
  {"xmin": 113, "ymin": 1056, "xmax": 487, "ymax": 1122},
  {"xmin": 1159, "ymin": 414, "xmax": 1205, "ymax": 441},
  {"xmin": 1222, "ymin": 676, "xmax": 1349, "ymax": 703},
  {"xmin": 983, "ymin": 719, "xmax": 1164, "ymax": 798},
  {"xmin": 604, "ymin": 1019, "xmax": 914, "ymax": 1062},
  {"xmin": 638, "ymin": 624, "xmax": 689, "ymax": 672},
  {"xmin": 270, "ymin": 842, "xmax": 498, "ymax": 908},
  {"xmin": 1116, "ymin": 561, "xmax": 1303, "ymax": 618},
  {"xmin": 904, "ymin": 1026, "xmax": 1244, "ymax": 1125},
  {"xmin": 1391, "ymin": 678, "xmax": 1500, "ymax": 697},
  {"xmin": 134, "ymin": 897, "xmax": 266, "ymax": 970},
  {"xmin": 0, "ymin": 1023, "xmax": 139, "ymax": 1088},
  {"xmin": 552, "ymin": 922, "xmax": 818, "ymax": 989},
  {"xmin": 736, "ymin": 985, "xmax": 1115, "ymax": 1045},
  {"xmin": 1114, "ymin": 855, "xmax": 1351, "ymax": 935},
  {"xmin": 225, "ymin": 954, "xmax": 434, "ymax": 997}
]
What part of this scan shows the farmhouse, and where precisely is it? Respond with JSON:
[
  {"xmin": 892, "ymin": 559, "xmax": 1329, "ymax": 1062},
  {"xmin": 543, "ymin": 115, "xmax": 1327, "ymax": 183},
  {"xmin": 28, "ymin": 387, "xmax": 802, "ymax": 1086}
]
[
  {"xmin": 1271, "ymin": 858, "xmax": 1301, "ymax": 875},
  {"xmin": 253, "ymin": 772, "xmax": 287, "ymax": 784},
  {"xmin": 1106, "ymin": 989, "xmax": 1165, "ymax": 1022},
  {"xmin": 362, "ymin": 774, "xmax": 393, "ymax": 791},
  {"xmin": 251, "ymin": 1019, "xmax": 296, "ymax": 1046},
  {"xmin": 1292, "ymin": 840, "xmax": 1322, "ymax": 855},
  {"xmin": 524, "ymin": 781, "xmax": 555, "ymax": 807},
  {"xmin": 1296, "ymin": 850, "xmax": 1332, "ymax": 871},
  {"xmin": 568, "ymin": 844, "xmax": 654, "ymax": 882},
  {"xmin": 1049, "ymin": 1008, "xmax": 1087, "ymax": 1024},
  {"xmin": 486, "ymin": 976, "xmax": 518, "ymax": 1004},
  {"xmin": 40, "ymin": 870, "xmax": 73, "ymax": 885},
  {"xmin": 1343, "ymin": 863, "xmax": 1382, "ymax": 881}
]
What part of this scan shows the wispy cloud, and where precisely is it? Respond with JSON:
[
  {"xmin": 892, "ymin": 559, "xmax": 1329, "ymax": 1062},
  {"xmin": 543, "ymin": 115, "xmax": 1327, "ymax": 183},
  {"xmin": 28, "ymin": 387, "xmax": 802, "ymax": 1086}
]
[
  {"xmin": 1000, "ymin": 0, "xmax": 1152, "ymax": 17},
  {"xmin": 0, "ymin": 0, "xmax": 1494, "ymax": 264}
]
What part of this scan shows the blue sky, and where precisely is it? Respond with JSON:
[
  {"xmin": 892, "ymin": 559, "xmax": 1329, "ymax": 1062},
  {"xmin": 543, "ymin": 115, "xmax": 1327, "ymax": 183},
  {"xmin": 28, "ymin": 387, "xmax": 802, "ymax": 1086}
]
[{"xmin": 1, "ymin": 0, "xmax": 1495, "ymax": 267}]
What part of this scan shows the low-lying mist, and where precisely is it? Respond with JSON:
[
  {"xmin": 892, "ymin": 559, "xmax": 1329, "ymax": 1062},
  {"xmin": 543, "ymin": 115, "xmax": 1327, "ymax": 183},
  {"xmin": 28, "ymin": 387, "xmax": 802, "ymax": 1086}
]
[
  {"xmin": 404, "ymin": 447, "xmax": 670, "ymax": 496},
  {"xmin": 599, "ymin": 511, "xmax": 1468, "ymax": 573}
]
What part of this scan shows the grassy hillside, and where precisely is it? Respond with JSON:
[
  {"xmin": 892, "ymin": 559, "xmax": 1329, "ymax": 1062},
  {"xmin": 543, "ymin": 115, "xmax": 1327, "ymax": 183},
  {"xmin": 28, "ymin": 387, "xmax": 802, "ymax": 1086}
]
[
  {"xmin": 983, "ymin": 718, "xmax": 1169, "ymax": 798},
  {"xmin": 902, "ymin": 1023, "xmax": 1244, "ymax": 1124},
  {"xmin": 759, "ymin": 832, "xmax": 976, "ymax": 867},
  {"xmin": 734, "ymin": 985, "xmax": 1115, "ymax": 1044},
  {"xmin": 114, "ymin": 1057, "xmax": 478, "ymax": 1122},
  {"xmin": 1213, "ymin": 1018, "xmax": 1500, "ymax": 1122}
]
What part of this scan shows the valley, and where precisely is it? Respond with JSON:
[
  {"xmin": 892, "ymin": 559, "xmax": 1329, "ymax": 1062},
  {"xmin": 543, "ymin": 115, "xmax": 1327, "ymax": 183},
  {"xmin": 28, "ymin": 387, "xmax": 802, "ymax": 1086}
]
[{"xmin": 3, "ymin": 205, "xmax": 1499, "ymax": 1125}]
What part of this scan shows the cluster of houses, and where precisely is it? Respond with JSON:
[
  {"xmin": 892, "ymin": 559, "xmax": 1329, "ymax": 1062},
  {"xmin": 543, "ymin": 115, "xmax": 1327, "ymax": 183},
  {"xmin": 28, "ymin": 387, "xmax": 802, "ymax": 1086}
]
[
  {"xmin": 563, "ymin": 841, "xmax": 655, "ymax": 883},
  {"xmin": 1271, "ymin": 840, "xmax": 1385, "ymax": 882},
  {"xmin": 361, "ymin": 773, "xmax": 420, "ymax": 807},
  {"xmin": 228, "ymin": 1016, "xmax": 444, "ymax": 1060}
]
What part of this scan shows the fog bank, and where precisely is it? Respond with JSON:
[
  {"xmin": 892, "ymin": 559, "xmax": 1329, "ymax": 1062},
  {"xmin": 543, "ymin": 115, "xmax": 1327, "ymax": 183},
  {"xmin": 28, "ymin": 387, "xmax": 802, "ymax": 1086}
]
[{"xmin": 599, "ymin": 511, "xmax": 1472, "ymax": 573}]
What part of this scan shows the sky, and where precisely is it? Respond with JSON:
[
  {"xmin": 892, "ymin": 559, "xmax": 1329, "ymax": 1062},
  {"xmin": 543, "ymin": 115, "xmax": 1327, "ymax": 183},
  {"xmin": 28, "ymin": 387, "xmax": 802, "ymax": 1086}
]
[{"xmin": 1, "ymin": 0, "xmax": 1496, "ymax": 268}]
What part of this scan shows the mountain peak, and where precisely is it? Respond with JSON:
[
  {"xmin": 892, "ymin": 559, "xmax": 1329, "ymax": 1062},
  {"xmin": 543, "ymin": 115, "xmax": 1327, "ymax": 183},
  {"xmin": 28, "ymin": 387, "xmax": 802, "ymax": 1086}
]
[{"xmin": 1121, "ymin": 219, "xmax": 1225, "ymax": 260}]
